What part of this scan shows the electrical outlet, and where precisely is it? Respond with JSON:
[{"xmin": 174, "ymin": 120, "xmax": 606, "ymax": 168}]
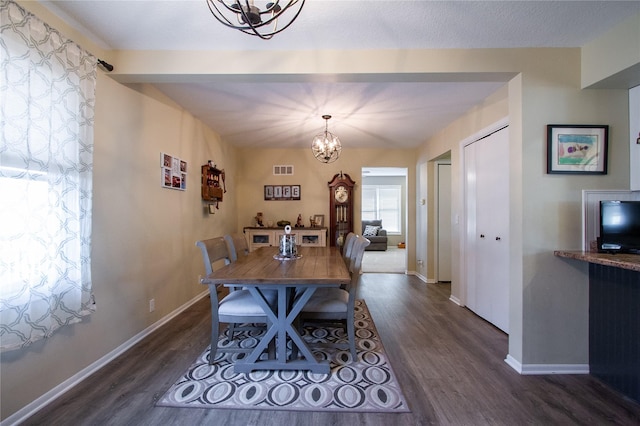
[
  {"xmin": 198, "ymin": 274, "xmax": 202, "ymax": 284},
  {"xmin": 149, "ymin": 298, "xmax": 155, "ymax": 312}
]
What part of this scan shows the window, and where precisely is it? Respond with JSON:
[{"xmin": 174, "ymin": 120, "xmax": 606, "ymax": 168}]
[
  {"xmin": 0, "ymin": 1, "xmax": 96, "ymax": 351},
  {"xmin": 362, "ymin": 185, "xmax": 402, "ymax": 234}
]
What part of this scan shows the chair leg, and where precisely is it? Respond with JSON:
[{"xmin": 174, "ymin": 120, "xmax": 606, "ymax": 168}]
[
  {"xmin": 347, "ymin": 314, "xmax": 356, "ymax": 361},
  {"xmin": 227, "ymin": 322, "xmax": 237, "ymax": 340},
  {"xmin": 209, "ymin": 291, "xmax": 220, "ymax": 365}
]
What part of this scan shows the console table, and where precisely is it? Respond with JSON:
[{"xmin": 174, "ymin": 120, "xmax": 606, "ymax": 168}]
[
  {"xmin": 554, "ymin": 250, "xmax": 640, "ymax": 403},
  {"xmin": 243, "ymin": 227, "xmax": 327, "ymax": 252}
]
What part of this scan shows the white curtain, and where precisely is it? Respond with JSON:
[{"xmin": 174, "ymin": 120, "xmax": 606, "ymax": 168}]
[{"xmin": 0, "ymin": 1, "xmax": 96, "ymax": 351}]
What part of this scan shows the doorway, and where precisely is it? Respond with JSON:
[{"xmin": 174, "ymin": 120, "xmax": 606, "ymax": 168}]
[{"xmin": 360, "ymin": 167, "xmax": 408, "ymax": 273}]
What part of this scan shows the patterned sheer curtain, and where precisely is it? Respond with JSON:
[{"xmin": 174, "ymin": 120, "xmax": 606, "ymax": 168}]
[{"xmin": 0, "ymin": 1, "xmax": 96, "ymax": 352}]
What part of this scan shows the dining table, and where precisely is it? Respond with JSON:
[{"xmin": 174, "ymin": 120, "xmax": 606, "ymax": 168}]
[{"xmin": 201, "ymin": 245, "xmax": 351, "ymax": 374}]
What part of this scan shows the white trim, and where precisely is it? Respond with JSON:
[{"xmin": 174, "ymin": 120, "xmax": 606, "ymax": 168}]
[
  {"xmin": 505, "ymin": 355, "xmax": 589, "ymax": 375},
  {"xmin": 449, "ymin": 295, "xmax": 463, "ymax": 306},
  {"xmin": 413, "ymin": 272, "xmax": 427, "ymax": 283},
  {"xmin": 1, "ymin": 290, "xmax": 209, "ymax": 426}
]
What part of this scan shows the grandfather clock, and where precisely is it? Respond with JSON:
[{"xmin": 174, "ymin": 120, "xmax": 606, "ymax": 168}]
[{"xmin": 328, "ymin": 172, "xmax": 355, "ymax": 248}]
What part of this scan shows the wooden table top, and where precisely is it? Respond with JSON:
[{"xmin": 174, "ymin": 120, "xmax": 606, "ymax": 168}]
[{"xmin": 202, "ymin": 246, "xmax": 351, "ymax": 286}]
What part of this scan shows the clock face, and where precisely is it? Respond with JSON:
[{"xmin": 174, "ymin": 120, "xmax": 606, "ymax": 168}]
[{"xmin": 334, "ymin": 186, "xmax": 349, "ymax": 203}]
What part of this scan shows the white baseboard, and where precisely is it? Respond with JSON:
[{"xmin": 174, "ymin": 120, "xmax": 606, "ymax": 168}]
[
  {"xmin": 449, "ymin": 295, "xmax": 463, "ymax": 306},
  {"xmin": 408, "ymin": 271, "xmax": 427, "ymax": 282},
  {"xmin": 505, "ymin": 354, "xmax": 589, "ymax": 375},
  {"xmin": 2, "ymin": 290, "xmax": 210, "ymax": 426}
]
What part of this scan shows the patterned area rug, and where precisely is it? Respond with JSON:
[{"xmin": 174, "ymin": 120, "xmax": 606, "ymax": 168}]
[{"xmin": 157, "ymin": 300, "xmax": 410, "ymax": 413}]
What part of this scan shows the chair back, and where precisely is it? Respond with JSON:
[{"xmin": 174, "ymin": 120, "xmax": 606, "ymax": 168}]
[
  {"xmin": 349, "ymin": 235, "xmax": 370, "ymax": 275},
  {"xmin": 342, "ymin": 232, "xmax": 356, "ymax": 266},
  {"xmin": 346, "ymin": 235, "xmax": 370, "ymax": 294},
  {"xmin": 195, "ymin": 237, "xmax": 231, "ymax": 276},
  {"xmin": 224, "ymin": 233, "xmax": 249, "ymax": 262}
]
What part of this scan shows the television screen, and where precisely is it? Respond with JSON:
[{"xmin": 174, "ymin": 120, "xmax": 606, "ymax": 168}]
[{"xmin": 599, "ymin": 200, "xmax": 640, "ymax": 253}]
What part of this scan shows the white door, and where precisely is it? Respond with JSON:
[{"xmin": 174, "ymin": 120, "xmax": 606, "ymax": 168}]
[
  {"xmin": 437, "ymin": 163, "xmax": 452, "ymax": 282},
  {"xmin": 465, "ymin": 126, "xmax": 510, "ymax": 333}
]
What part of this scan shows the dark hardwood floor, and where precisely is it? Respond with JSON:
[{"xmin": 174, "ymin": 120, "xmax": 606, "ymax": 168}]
[{"xmin": 24, "ymin": 274, "xmax": 640, "ymax": 425}]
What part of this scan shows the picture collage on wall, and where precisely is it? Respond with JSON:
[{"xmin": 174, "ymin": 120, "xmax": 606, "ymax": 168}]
[{"xmin": 161, "ymin": 152, "xmax": 187, "ymax": 191}]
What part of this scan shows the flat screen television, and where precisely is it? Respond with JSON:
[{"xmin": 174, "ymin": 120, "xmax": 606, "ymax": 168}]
[{"xmin": 599, "ymin": 200, "xmax": 640, "ymax": 254}]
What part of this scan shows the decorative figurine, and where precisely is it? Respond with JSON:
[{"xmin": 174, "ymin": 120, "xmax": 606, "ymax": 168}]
[
  {"xmin": 309, "ymin": 216, "xmax": 316, "ymax": 227},
  {"xmin": 295, "ymin": 214, "xmax": 304, "ymax": 227},
  {"xmin": 255, "ymin": 212, "xmax": 264, "ymax": 227}
]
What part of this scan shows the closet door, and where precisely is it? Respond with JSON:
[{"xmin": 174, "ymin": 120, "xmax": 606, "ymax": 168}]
[{"xmin": 465, "ymin": 126, "xmax": 510, "ymax": 333}]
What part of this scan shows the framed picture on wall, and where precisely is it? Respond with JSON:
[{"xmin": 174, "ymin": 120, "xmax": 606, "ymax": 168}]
[
  {"xmin": 291, "ymin": 185, "xmax": 301, "ymax": 200},
  {"xmin": 264, "ymin": 185, "xmax": 274, "ymax": 200},
  {"xmin": 547, "ymin": 125, "xmax": 608, "ymax": 174}
]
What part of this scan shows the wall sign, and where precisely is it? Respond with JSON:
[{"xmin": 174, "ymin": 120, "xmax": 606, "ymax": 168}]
[{"xmin": 264, "ymin": 185, "xmax": 301, "ymax": 200}]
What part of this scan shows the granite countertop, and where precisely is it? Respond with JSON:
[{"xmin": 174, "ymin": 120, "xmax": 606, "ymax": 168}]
[{"xmin": 554, "ymin": 250, "xmax": 640, "ymax": 272}]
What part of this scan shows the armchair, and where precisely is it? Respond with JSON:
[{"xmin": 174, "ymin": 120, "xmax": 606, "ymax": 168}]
[{"xmin": 361, "ymin": 220, "xmax": 388, "ymax": 251}]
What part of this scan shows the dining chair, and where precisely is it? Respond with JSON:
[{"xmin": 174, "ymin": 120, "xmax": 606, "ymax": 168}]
[
  {"xmin": 342, "ymin": 232, "xmax": 357, "ymax": 267},
  {"xmin": 296, "ymin": 234, "xmax": 370, "ymax": 361},
  {"xmin": 195, "ymin": 237, "xmax": 276, "ymax": 364},
  {"xmin": 224, "ymin": 233, "xmax": 249, "ymax": 262}
]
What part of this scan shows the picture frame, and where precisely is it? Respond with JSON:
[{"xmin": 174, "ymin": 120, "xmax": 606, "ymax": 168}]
[
  {"xmin": 547, "ymin": 125, "xmax": 608, "ymax": 174},
  {"xmin": 161, "ymin": 152, "xmax": 187, "ymax": 191},
  {"xmin": 291, "ymin": 185, "xmax": 301, "ymax": 200},
  {"xmin": 264, "ymin": 185, "xmax": 274, "ymax": 200},
  {"xmin": 313, "ymin": 214, "xmax": 324, "ymax": 227},
  {"xmin": 264, "ymin": 184, "xmax": 301, "ymax": 200}
]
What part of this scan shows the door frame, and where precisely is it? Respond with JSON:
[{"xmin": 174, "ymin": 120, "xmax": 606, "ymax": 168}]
[{"xmin": 434, "ymin": 161, "xmax": 451, "ymax": 282}]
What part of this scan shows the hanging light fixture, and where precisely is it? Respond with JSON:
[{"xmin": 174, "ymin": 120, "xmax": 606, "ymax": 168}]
[
  {"xmin": 311, "ymin": 115, "xmax": 342, "ymax": 164},
  {"xmin": 205, "ymin": 0, "xmax": 305, "ymax": 40}
]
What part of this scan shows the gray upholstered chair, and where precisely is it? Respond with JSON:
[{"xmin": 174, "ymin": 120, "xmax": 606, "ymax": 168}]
[
  {"xmin": 361, "ymin": 219, "xmax": 388, "ymax": 251},
  {"xmin": 223, "ymin": 233, "xmax": 249, "ymax": 262},
  {"xmin": 342, "ymin": 232, "xmax": 357, "ymax": 268},
  {"xmin": 295, "ymin": 235, "xmax": 370, "ymax": 361},
  {"xmin": 196, "ymin": 237, "xmax": 276, "ymax": 364}
]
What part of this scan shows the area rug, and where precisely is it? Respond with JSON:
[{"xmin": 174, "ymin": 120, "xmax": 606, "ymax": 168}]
[{"xmin": 157, "ymin": 300, "xmax": 410, "ymax": 413}]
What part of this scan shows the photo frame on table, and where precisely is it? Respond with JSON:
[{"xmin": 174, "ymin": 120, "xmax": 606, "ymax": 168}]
[
  {"xmin": 313, "ymin": 214, "xmax": 324, "ymax": 227},
  {"xmin": 547, "ymin": 125, "xmax": 608, "ymax": 174}
]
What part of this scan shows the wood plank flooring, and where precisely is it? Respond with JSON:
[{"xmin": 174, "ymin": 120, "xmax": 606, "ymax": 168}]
[{"xmin": 24, "ymin": 274, "xmax": 640, "ymax": 425}]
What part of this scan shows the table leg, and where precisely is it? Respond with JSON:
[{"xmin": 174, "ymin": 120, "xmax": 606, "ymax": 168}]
[{"xmin": 234, "ymin": 285, "xmax": 330, "ymax": 374}]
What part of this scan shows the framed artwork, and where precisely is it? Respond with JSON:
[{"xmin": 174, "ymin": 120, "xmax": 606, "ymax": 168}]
[
  {"xmin": 264, "ymin": 185, "xmax": 274, "ymax": 200},
  {"xmin": 313, "ymin": 214, "xmax": 324, "ymax": 227},
  {"xmin": 264, "ymin": 184, "xmax": 301, "ymax": 200},
  {"xmin": 161, "ymin": 152, "xmax": 187, "ymax": 190},
  {"xmin": 291, "ymin": 185, "xmax": 301, "ymax": 199},
  {"xmin": 547, "ymin": 125, "xmax": 608, "ymax": 174}
]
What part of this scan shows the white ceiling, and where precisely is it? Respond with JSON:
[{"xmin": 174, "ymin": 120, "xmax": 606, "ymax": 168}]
[{"xmin": 39, "ymin": 0, "xmax": 640, "ymax": 149}]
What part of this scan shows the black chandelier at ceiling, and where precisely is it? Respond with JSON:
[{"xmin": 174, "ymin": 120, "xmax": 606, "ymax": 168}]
[
  {"xmin": 311, "ymin": 115, "xmax": 342, "ymax": 164},
  {"xmin": 205, "ymin": 0, "xmax": 305, "ymax": 40}
]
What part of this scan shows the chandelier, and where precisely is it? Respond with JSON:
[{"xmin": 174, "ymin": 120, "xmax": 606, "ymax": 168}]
[
  {"xmin": 311, "ymin": 115, "xmax": 342, "ymax": 164},
  {"xmin": 206, "ymin": 0, "xmax": 305, "ymax": 40}
]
